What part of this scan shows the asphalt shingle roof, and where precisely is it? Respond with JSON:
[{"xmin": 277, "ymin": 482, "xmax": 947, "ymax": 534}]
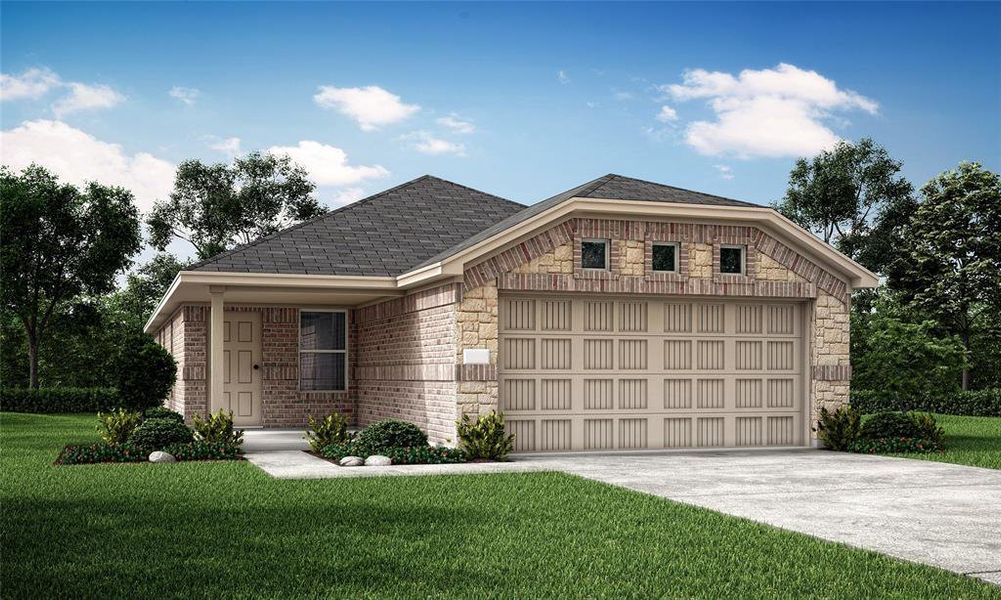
[
  {"xmin": 190, "ymin": 175, "xmax": 525, "ymax": 276},
  {"xmin": 191, "ymin": 173, "xmax": 762, "ymax": 276}
]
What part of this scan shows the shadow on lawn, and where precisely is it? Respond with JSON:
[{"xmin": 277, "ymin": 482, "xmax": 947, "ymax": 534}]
[{"xmin": 3, "ymin": 494, "xmax": 511, "ymax": 598}]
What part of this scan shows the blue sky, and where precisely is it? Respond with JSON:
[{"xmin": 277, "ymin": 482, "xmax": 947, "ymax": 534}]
[{"xmin": 2, "ymin": 2, "xmax": 999, "ymax": 259}]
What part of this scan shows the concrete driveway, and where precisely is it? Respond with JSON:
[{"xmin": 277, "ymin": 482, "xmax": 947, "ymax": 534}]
[{"xmin": 520, "ymin": 450, "xmax": 1001, "ymax": 585}]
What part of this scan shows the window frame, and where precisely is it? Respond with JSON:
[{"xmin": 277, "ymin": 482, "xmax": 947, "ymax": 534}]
[
  {"xmin": 580, "ymin": 238, "xmax": 610, "ymax": 271},
  {"xmin": 719, "ymin": 244, "xmax": 746, "ymax": 275},
  {"xmin": 651, "ymin": 241, "xmax": 680, "ymax": 273},
  {"xmin": 298, "ymin": 308, "xmax": 349, "ymax": 392}
]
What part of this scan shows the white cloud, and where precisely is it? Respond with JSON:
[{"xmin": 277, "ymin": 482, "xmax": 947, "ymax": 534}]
[
  {"xmin": 714, "ymin": 164, "xmax": 734, "ymax": 180},
  {"xmin": 0, "ymin": 120, "xmax": 174, "ymax": 212},
  {"xmin": 401, "ymin": 131, "xmax": 466, "ymax": 156},
  {"xmin": 0, "ymin": 68, "xmax": 61, "ymax": 101},
  {"xmin": 52, "ymin": 82, "xmax": 125, "ymax": 117},
  {"xmin": 169, "ymin": 86, "xmax": 200, "ymax": 105},
  {"xmin": 436, "ymin": 113, "xmax": 475, "ymax": 134},
  {"xmin": 614, "ymin": 91, "xmax": 634, "ymax": 101},
  {"xmin": 206, "ymin": 136, "xmax": 242, "ymax": 157},
  {"xmin": 664, "ymin": 63, "xmax": 878, "ymax": 158},
  {"xmin": 656, "ymin": 105, "xmax": 678, "ymax": 123},
  {"xmin": 266, "ymin": 140, "xmax": 389, "ymax": 186},
  {"xmin": 557, "ymin": 70, "xmax": 570, "ymax": 84},
  {"xmin": 330, "ymin": 187, "xmax": 365, "ymax": 206},
  {"xmin": 313, "ymin": 85, "xmax": 419, "ymax": 131}
]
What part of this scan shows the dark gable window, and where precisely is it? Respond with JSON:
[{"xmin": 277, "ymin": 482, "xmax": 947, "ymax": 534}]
[
  {"xmin": 652, "ymin": 243, "xmax": 677, "ymax": 272},
  {"xmin": 581, "ymin": 239, "xmax": 609, "ymax": 270},
  {"xmin": 719, "ymin": 246, "xmax": 745, "ymax": 275},
  {"xmin": 300, "ymin": 311, "xmax": 347, "ymax": 391}
]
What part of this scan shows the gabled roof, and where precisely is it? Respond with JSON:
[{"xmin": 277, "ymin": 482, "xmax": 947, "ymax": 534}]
[
  {"xmin": 412, "ymin": 174, "xmax": 758, "ymax": 269},
  {"xmin": 190, "ymin": 175, "xmax": 525, "ymax": 276}
]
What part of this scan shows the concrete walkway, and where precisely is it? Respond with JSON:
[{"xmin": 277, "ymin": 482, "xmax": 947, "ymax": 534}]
[{"xmin": 242, "ymin": 431, "xmax": 1001, "ymax": 585}]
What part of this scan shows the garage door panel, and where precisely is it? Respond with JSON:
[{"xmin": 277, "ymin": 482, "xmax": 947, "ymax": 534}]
[{"xmin": 500, "ymin": 295, "xmax": 805, "ymax": 451}]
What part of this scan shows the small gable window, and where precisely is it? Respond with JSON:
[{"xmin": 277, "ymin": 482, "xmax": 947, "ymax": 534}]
[
  {"xmin": 581, "ymin": 239, "xmax": 609, "ymax": 270},
  {"xmin": 300, "ymin": 311, "xmax": 348, "ymax": 391},
  {"xmin": 719, "ymin": 245, "xmax": 745, "ymax": 275},
  {"xmin": 652, "ymin": 243, "xmax": 678, "ymax": 272}
]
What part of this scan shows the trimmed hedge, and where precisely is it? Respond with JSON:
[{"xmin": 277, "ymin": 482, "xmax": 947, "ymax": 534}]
[
  {"xmin": 319, "ymin": 442, "xmax": 467, "ymax": 465},
  {"xmin": 1, "ymin": 388, "xmax": 120, "ymax": 414},
  {"xmin": 55, "ymin": 440, "xmax": 242, "ymax": 465},
  {"xmin": 852, "ymin": 389, "xmax": 1001, "ymax": 417},
  {"xmin": 848, "ymin": 437, "xmax": 943, "ymax": 454}
]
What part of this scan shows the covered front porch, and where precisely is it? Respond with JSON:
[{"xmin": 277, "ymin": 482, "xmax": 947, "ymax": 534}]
[{"xmin": 144, "ymin": 272, "xmax": 468, "ymax": 440}]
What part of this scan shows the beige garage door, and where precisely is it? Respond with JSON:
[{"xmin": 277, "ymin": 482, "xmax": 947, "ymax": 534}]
[{"xmin": 499, "ymin": 295, "xmax": 806, "ymax": 452}]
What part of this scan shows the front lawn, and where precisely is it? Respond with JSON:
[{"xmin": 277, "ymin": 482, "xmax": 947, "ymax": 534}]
[
  {"xmin": 2, "ymin": 413, "xmax": 997, "ymax": 598},
  {"xmin": 886, "ymin": 414, "xmax": 1001, "ymax": 470}
]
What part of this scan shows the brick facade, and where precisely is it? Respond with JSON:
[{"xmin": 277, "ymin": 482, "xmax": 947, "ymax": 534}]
[
  {"xmin": 353, "ymin": 284, "xmax": 461, "ymax": 443},
  {"xmin": 156, "ymin": 216, "xmax": 853, "ymax": 445},
  {"xmin": 456, "ymin": 217, "xmax": 853, "ymax": 440}
]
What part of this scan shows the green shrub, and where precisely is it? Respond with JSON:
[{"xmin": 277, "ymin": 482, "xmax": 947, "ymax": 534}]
[
  {"xmin": 56, "ymin": 441, "xmax": 242, "ymax": 465},
  {"xmin": 191, "ymin": 410, "xmax": 243, "ymax": 446},
  {"xmin": 96, "ymin": 408, "xmax": 142, "ymax": 444},
  {"xmin": 304, "ymin": 412, "xmax": 351, "ymax": 452},
  {"xmin": 55, "ymin": 442, "xmax": 148, "ymax": 465},
  {"xmin": 860, "ymin": 411, "xmax": 943, "ymax": 445},
  {"xmin": 816, "ymin": 405, "xmax": 862, "ymax": 451},
  {"xmin": 127, "ymin": 417, "xmax": 193, "ymax": 450},
  {"xmin": 456, "ymin": 410, "xmax": 515, "ymax": 460},
  {"xmin": 355, "ymin": 419, "xmax": 427, "ymax": 450},
  {"xmin": 113, "ymin": 335, "xmax": 177, "ymax": 411},
  {"xmin": 0, "ymin": 387, "xmax": 120, "ymax": 413},
  {"xmin": 848, "ymin": 437, "xmax": 943, "ymax": 454},
  {"xmin": 851, "ymin": 388, "xmax": 1001, "ymax": 417},
  {"xmin": 143, "ymin": 406, "xmax": 184, "ymax": 423},
  {"xmin": 319, "ymin": 442, "xmax": 466, "ymax": 465},
  {"xmin": 162, "ymin": 441, "xmax": 243, "ymax": 461}
]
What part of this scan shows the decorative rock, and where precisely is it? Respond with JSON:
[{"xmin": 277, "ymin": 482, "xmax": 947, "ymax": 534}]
[
  {"xmin": 339, "ymin": 456, "xmax": 364, "ymax": 467},
  {"xmin": 149, "ymin": 451, "xmax": 176, "ymax": 463},
  {"xmin": 364, "ymin": 455, "xmax": 392, "ymax": 466}
]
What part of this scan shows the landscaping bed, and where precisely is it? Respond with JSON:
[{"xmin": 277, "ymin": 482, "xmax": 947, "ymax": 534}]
[
  {"xmin": 54, "ymin": 406, "xmax": 244, "ymax": 465},
  {"xmin": 3, "ymin": 412, "xmax": 999, "ymax": 598}
]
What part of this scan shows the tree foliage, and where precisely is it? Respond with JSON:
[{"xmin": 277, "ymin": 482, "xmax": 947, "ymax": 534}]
[
  {"xmin": 0, "ymin": 165, "xmax": 142, "ymax": 388},
  {"xmin": 887, "ymin": 162, "xmax": 1001, "ymax": 389},
  {"xmin": 147, "ymin": 152, "xmax": 323, "ymax": 260},
  {"xmin": 111, "ymin": 253, "xmax": 191, "ymax": 330},
  {"xmin": 775, "ymin": 137, "xmax": 915, "ymax": 273}
]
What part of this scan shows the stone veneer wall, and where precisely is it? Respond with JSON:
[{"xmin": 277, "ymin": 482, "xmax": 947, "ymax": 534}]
[
  {"xmin": 156, "ymin": 304, "xmax": 352, "ymax": 427},
  {"xmin": 353, "ymin": 283, "xmax": 461, "ymax": 443},
  {"xmin": 455, "ymin": 217, "xmax": 853, "ymax": 440}
]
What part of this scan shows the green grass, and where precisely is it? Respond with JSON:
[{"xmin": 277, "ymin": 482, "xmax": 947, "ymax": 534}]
[
  {"xmin": 2, "ymin": 413, "xmax": 998, "ymax": 599},
  {"xmin": 886, "ymin": 414, "xmax": 1001, "ymax": 470}
]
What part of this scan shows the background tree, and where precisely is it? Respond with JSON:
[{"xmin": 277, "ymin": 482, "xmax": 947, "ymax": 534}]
[
  {"xmin": 147, "ymin": 152, "xmax": 323, "ymax": 260},
  {"xmin": 775, "ymin": 137, "xmax": 915, "ymax": 274},
  {"xmin": 0, "ymin": 165, "xmax": 141, "ymax": 388},
  {"xmin": 888, "ymin": 162, "xmax": 1001, "ymax": 389},
  {"xmin": 111, "ymin": 253, "xmax": 192, "ymax": 330}
]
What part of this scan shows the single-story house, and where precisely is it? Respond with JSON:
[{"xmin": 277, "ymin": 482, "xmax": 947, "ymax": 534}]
[{"xmin": 145, "ymin": 174, "xmax": 876, "ymax": 451}]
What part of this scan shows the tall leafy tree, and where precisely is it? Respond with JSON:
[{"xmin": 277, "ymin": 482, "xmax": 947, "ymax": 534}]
[
  {"xmin": 147, "ymin": 152, "xmax": 323, "ymax": 260},
  {"xmin": 0, "ymin": 165, "xmax": 142, "ymax": 388},
  {"xmin": 111, "ymin": 253, "xmax": 191, "ymax": 330},
  {"xmin": 775, "ymin": 137, "xmax": 915, "ymax": 273},
  {"xmin": 888, "ymin": 162, "xmax": 1001, "ymax": 389}
]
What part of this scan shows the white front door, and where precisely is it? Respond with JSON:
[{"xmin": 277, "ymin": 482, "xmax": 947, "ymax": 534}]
[{"xmin": 217, "ymin": 311, "xmax": 263, "ymax": 426}]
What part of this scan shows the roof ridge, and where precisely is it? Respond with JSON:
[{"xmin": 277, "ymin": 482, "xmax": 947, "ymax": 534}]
[
  {"xmin": 422, "ymin": 174, "xmax": 525, "ymax": 209},
  {"xmin": 591, "ymin": 173, "xmax": 756, "ymax": 207},
  {"xmin": 187, "ymin": 174, "xmax": 515, "ymax": 270}
]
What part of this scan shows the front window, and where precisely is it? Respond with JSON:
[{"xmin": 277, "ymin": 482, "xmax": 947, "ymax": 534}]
[
  {"xmin": 300, "ymin": 311, "xmax": 347, "ymax": 391},
  {"xmin": 581, "ymin": 239, "xmax": 609, "ymax": 270},
  {"xmin": 720, "ymin": 245, "xmax": 745, "ymax": 275},
  {"xmin": 652, "ymin": 243, "xmax": 678, "ymax": 272}
]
